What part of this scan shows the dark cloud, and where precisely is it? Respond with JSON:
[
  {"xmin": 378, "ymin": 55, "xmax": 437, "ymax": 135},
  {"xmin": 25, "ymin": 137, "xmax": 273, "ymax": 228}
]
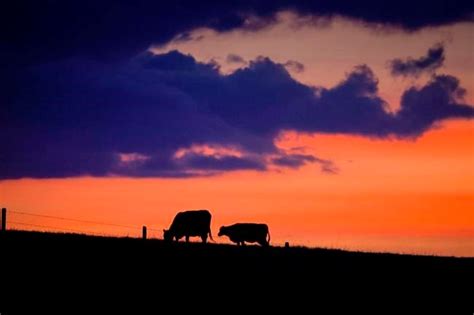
[
  {"xmin": 227, "ymin": 54, "xmax": 247, "ymax": 65},
  {"xmin": 394, "ymin": 74, "xmax": 472, "ymax": 136},
  {"xmin": 318, "ymin": 160, "xmax": 339, "ymax": 174},
  {"xmin": 0, "ymin": 50, "xmax": 472, "ymax": 179},
  {"xmin": 170, "ymin": 32, "xmax": 205, "ymax": 44},
  {"xmin": 1, "ymin": 1, "xmax": 472, "ymax": 66},
  {"xmin": 273, "ymin": 154, "xmax": 317, "ymax": 168},
  {"xmin": 390, "ymin": 43, "xmax": 445, "ymax": 77},
  {"xmin": 284, "ymin": 60, "xmax": 305, "ymax": 73},
  {"xmin": 178, "ymin": 153, "xmax": 266, "ymax": 172},
  {"xmin": 142, "ymin": 49, "xmax": 219, "ymax": 73},
  {"xmin": 272, "ymin": 154, "xmax": 337, "ymax": 173},
  {"xmin": 170, "ymin": 32, "xmax": 193, "ymax": 43}
]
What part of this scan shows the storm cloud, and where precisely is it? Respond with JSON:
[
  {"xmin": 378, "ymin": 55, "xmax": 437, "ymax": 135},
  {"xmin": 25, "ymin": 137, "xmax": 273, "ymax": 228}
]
[
  {"xmin": 1, "ymin": 50, "xmax": 472, "ymax": 179},
  {"xmin": 1, "ymin": 1, "xmax": 472, "ymax": 67}
]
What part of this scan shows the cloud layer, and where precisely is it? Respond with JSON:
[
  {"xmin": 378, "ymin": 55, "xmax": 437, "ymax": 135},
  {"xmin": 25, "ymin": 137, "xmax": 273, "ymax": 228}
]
[
  {"xmin": 1, "ymin": 50, "xmax": 472, "ymax": 179},
  {"xmin": 1, "ymin": 1, "xmax": 473, "ymax": 66}
]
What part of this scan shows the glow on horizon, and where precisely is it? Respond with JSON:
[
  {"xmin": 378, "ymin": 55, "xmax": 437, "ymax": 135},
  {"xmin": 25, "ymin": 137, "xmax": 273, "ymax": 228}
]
[{"xmin": 2, "ymin": 120, "xmax": 473, "ymax": 257}]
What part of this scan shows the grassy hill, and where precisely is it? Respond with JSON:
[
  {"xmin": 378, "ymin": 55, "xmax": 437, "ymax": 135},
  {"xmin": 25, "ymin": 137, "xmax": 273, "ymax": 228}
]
[{"xmin": 1, "ymin": 230, "xmax": 472, "ymax": 311}]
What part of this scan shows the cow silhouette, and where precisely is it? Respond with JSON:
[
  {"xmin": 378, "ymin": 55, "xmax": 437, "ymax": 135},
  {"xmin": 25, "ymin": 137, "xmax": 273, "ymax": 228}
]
[
  {"xmin": 163, "ymin": 210, "xmax": 213, "ymax": 243},
  {"xmin": 218, "ymin": 223, "xmax": 270, "ymax": 246}
]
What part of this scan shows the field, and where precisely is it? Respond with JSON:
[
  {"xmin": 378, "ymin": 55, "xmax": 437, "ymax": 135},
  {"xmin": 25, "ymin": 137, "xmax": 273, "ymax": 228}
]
[{"xmin": 1, "ymin": 230, "xmax": 472, "ymax": 312}]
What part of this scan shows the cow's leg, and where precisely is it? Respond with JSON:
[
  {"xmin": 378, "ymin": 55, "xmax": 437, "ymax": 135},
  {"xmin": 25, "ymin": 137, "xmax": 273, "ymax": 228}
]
[{"xmin": 185, "ymin": 235, "xmax": 190, "ymax": 243}]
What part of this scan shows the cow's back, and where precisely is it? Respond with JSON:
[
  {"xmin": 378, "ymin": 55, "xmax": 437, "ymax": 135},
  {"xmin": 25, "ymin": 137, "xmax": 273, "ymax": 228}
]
[
  {"xmin": 170, "ymin": 209, "xmax": 211, "ymax": 237},
  {"xmin": 228, "ymin": 223, "xmax": 268, "ymax": 241}
]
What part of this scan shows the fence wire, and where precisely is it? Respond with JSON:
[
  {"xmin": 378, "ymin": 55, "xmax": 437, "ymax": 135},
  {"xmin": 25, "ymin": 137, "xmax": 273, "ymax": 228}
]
[{"xmin": 4, "ymin": 209, "xmax": 163, "ymax": 238}]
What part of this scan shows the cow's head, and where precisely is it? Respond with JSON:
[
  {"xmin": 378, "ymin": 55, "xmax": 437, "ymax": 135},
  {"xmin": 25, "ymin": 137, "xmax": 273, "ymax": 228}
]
[
  {"xmin": 163, "ymin": 229, "xmax": 173, "ymax": 242},
  {"xmin": 218, "ymin": 226, "xmax": 228, "ymax": 237}
]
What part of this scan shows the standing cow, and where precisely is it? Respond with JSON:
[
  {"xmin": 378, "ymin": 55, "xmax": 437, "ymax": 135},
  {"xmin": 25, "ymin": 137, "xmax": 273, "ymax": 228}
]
[
  {"xmin": 218, "ymin": 223, "xmax": 270, "ymax": 246},
  {"xmin": 163, "ymin": 210, "xmax": 213, "ymax": 243}
]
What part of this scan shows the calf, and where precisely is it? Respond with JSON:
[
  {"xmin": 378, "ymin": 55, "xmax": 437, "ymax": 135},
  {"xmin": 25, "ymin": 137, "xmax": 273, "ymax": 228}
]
[{"xmin": 218, "ymin": 223, "xmax": 270, "ymax": 246}]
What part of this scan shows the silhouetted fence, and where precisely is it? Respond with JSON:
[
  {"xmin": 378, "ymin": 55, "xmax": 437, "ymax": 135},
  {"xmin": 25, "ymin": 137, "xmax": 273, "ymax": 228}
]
[
  {"xmin": 0, "ymin": 208, "xmax": 161, "ymax": 240},
  {"xmin": 1, "ymin": 208, "xmax": 6, "ymax": 232}
]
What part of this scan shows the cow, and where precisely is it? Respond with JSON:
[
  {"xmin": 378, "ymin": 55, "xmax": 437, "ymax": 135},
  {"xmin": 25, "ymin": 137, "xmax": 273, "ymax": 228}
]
[
  {"xmin": 163, "ymin": 210, "xmax": 213, "ymax": 243},
  {"xmin": 218, "ymin": 223, "xmax": 270, "ymax": 246}
]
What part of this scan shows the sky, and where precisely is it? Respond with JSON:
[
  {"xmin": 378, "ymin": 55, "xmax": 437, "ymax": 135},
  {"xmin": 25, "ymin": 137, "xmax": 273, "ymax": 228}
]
[{"xmin": 1, "ymin": 1, "xmax": 473, "ymax": 256}]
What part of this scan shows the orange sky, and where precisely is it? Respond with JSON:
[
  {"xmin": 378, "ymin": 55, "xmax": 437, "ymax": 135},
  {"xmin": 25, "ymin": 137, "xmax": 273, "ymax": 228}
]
[
  {"xmin": 1, "ymin": 15, "xmax": 473, "ymax": 257},
  {"xmin": 2, "ymin": 119, "xmax": 473, "ymax": 256}
]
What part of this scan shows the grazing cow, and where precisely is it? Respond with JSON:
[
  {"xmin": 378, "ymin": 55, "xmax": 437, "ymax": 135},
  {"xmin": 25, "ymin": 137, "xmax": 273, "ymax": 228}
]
[
  {"xmin": 218, "ymin": 223, "xmax": 270, "ymax": 246},
  {"xmin": 163, "ymin": 210, "xmax": 213, "ymax": 243}
]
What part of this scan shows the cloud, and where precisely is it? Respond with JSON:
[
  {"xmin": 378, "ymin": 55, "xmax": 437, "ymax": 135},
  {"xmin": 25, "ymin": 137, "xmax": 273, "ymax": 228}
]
[
  {"xmin": 171, "ymin": 32, "xmax": 194, "ymax": 43},
  {"xmin": 142, "ymin": 49, "xmax": 219, "ymax": 73},
  {"xmin": 272, "ymin": 154, "xmax": 317, "ymax": 168},
  {"xmin": 390, "ymin": 43, "xmax": 445, "ymax": 77},
  {"xmin": 170, "ymin": 32, "xmax": 205, "ymax": 44},
  {"xmin": 177, "ymin": 153, "xmax": 266, "ymax": 171},
  {"xmin": 284, "ymin": 60, "xmax": 305, "ymax": 73},
  {"xmin": 272, "ymin": 154, "xmax": 336, "ymax": 173},
  {"xmin": 393, "ymin": 74, "xmax": 472, "ymax": 135},
  {"xmin": 227, "ymin": 54, "xmax": 247, "ymax": 65},
  {"xmin": 0, "ymin": 50, "xmax": 472, "ymax": 179},
  {"xmin": 1, "ymin": 1, "xmax": 472, "ymax": 66}
]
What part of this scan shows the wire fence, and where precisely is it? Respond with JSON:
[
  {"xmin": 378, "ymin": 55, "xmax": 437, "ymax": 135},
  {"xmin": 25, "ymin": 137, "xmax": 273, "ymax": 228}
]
[
  {"xmin": 3, "ymin": 208, "xmax": 163, "ymax": 239},
  {"xmin": 8, "ymin": 221, "xmax": 108, "ymax": 236}
]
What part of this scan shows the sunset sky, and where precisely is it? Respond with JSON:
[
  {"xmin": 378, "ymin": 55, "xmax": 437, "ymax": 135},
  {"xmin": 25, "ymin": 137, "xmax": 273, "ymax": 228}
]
[{"xmin": 1, "ymin": 1, "xmax": 473, "ymax": 256}]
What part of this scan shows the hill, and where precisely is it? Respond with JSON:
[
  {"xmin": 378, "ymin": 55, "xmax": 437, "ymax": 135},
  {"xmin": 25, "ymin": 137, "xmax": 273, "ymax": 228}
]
[{"xmin": 1, "ymin": 230, "xmax": 472, "ymax": 312}]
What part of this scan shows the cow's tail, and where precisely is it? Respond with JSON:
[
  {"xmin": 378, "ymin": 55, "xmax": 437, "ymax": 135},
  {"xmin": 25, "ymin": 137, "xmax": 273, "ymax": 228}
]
[{"xmin": 208, "ymin": 227, "xmax": 214, "ymax": 242}]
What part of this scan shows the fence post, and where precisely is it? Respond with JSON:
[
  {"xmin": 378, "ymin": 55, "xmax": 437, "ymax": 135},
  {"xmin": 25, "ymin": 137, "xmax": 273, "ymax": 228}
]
[
  {"xmin": 1, "ymin": 208, "xmax": 6, "ymax": 232},
  {"xmin": 142, "ymin": 226, "xmax": 147, "ymax": 240}
]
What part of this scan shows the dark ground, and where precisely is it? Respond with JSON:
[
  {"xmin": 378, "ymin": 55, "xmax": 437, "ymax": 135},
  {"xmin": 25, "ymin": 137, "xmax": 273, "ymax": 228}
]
[{"xmin": 1, "ymin": 230, "xmax": 473, "ymax": 313}]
